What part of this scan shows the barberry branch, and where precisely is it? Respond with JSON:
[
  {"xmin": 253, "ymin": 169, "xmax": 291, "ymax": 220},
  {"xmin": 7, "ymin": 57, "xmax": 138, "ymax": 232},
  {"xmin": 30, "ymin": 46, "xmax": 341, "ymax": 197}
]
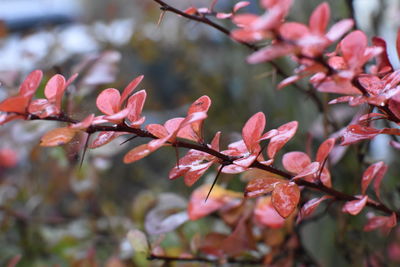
[{"xmin": 27, "ymin": 113, "xmax": 398, "ymax": 218}]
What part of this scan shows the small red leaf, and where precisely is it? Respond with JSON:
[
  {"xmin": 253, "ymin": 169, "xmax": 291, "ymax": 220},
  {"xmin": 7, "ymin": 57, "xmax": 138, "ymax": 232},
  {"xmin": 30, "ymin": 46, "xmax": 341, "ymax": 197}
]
[
  {"xmin": 268, "ymin": 121, "xmax": 298, "ymax": 159},
  {"xmin": 19, "ymin": 69, "xmax": 43, "ymax": 97},
  {"xmin": 340, "ymin": 124, "xmax": 381, "ymax": 145},
  {"xmin": 120, "ymin": 75, "xmax": 144, "ymax": 105},
  {"xmin": 245, "ymin": 177, "xmax": 283, "ymax": 198},
  {"xmin": 271, "ymin": 182, "xmax": 300, "ymax": 218},
  {"xmin": 96, "ymin": 88, "xmax": 121, "ymax": 115},
  {"xmin": 210, "ymin": 131, "xmax": 221, "ymax": 151},
  {"xmin": 40, "ymin": 127, "xmax": 76, "ymax": 147},
  {"xmin": 282, "ymin": 151, "xmax": 311, "ymax": 174},
  {"xmin": 297, "ymin": 196, "xmax": 331, "ymax": 223},
  {"xmin": 0, "ymin": 96, "xmax": 30, "ymax": 113},
  {"xmin": 123, "ymin": 144, "xmax": 153, "ymax": 163},
  {"xmin": 309, "ymin": 2, "xmax": 330, "ymax": 35},
  {"xmin": 233, "ymin": 1, "xmax": 250, "ymax": 12},
  {"xmin": 316, "ymin": 138, "xmax": 335, "ymax": 163},
  {"xmin": 44, "ymin": 74, "xmax": 66, "ymax": 109},
  {"xmin": 254, "ymin": 196, "xmax": 286, "ymax": 228},
  {"xmin": 127, "ymin": 90, "xmax": 146, "ymax": 125},
  {"xmin": 342, "ymin": 196, "xmax": 368, "ymax": 215},
  {"xmin": 89, "ymin": 131, "xmax": 120, "ymax": 148},
  {"xmin": 361, "ymin": 161, "xmax": 386, "ymax": 195},
  {"xmin": 187, "ymin": 184, "xmax": 241, "ymax": 220},
  {"xmin": 242, "ymin": 112, "xmax": 265, "ymax": 153},
  {"xmin": 326, "ymin": 19, "xmax": 353, "ymax": 42},
  {"xmin": 293, "ymin": 162, "xmax": 320, "ymax": 179}
]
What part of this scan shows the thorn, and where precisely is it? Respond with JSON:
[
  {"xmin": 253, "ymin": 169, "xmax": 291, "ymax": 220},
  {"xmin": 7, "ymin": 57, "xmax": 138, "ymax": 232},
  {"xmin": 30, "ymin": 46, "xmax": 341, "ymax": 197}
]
[
  {"xmin": 120, "ymin": 135, "xmax": 138, "ymax": 145},
  {"xmin": 157, "ymin": 10, "xmax": 166, "ymax": 26},
  {"xmin": 79, "ymin": 133, "xmax": 91, "ymax": 169},
  {"xmin": 205, "ymin": 165, "xmax": 224, "ymax": 202}
]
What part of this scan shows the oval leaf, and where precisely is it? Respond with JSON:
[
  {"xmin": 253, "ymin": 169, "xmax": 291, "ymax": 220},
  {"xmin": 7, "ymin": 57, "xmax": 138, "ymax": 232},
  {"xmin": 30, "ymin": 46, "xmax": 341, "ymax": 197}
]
[
  {"xmin": 40, "ymin": 127, "xmax": 76, "ymax": 147},
  {"xmin": 272, "ymin": 182, "xmax": 300, "ymax": 218}
]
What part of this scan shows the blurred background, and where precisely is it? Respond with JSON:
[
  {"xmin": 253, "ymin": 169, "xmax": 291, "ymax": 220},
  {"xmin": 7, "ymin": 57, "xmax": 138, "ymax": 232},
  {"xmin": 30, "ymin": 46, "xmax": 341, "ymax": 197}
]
[{"xmin": 0, "ymin": 0, "xmax": 400, "ymax": 266}]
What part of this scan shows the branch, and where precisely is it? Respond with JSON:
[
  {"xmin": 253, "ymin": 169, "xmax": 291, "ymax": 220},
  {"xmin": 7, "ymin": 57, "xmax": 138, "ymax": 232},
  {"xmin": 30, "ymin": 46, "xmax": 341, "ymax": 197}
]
[
  {"xmin": 148, "ymin": 254, "xmax": 262, "ymax": 264},
  {"xmin": 27, "ymin": 113, "xmax": 398, "ymax": 219}
]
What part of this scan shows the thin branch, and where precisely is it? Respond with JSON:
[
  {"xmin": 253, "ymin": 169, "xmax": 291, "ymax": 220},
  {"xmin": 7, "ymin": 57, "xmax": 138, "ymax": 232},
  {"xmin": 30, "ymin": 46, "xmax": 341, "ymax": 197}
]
[
  {"xmin": 25, "ymin": 113, "xmax": 398, "ymax": 218},
  {"xmin": 148, "ymin": 254, "xmax": 262, "ymax": 264}
]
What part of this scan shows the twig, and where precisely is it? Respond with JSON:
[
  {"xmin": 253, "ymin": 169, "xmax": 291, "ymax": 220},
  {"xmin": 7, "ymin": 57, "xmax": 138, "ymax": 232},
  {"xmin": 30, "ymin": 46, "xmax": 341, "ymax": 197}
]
[{"xmin": 25, "ymin": 113, "xmax": 399, "ymax": 218}]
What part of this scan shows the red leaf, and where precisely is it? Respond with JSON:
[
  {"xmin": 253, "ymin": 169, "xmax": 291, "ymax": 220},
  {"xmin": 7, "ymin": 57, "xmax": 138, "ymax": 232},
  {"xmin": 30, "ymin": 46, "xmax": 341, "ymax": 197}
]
[
  {"xmin": 267, "ymin": 121, "xmax": 298, "ymax": 159},
  {"xmin": 123, "ymin": 144, "xmax": 153, "ymax": 163},
  {"xmin": 184, "ymin": 162, "xmax": 213, "ymax": 187},
  {"xmin": 188, "ymin": 95, "xmax": 211, "ymax": 141},
  {"xmin": 210, "ymin": 131, "xmax": 221, "ymax": 151},
  {"xmin": 342, "ymin": 196, "xmax": 368, "ymax": 215},
  {"xmin": 361, "ymin": 161, "xmax": 386, "ymax": 195},
  {"xmin": 309, "ymin": 2, "xmax": 330, "ymax": 35},
  {"xmin": 271, "ymin": 182, "xmax": 300, "ymax": 218},
  {"xmin": 89, "ymin": 131, "xmax": 120, "ymax": 148},
  {"xmin": 233, "ymin": 1, "xmax": 250, "ymax": 13},
  {"xmin": 44, "ymin": 74, "xmax": 66, "ymax": 110},
  {"xmin": 245, "ymin": 177, "xmax": 283, "ymax": 198},
  {"xmin": 293, "ymin": 162, "xmax": 320, "ymax": 179},
  {"xmin": 326, "ymin": 19, "xmax": 353, "ymax": 42},
  {"xmin": 96, "ymin": 88, "xmax": 121, "ymax": 115},
  {"xmin": 340, "ymin": 30, "xmax": 367, "ymax": 68},
  {"xmin": 364, "ymin": 213, "xmax": 397, "ymax": 232},
  {"xmin": 247, "ymin": 43, "xmax": 295, "ymax": 64},
  {"xmin": 254, "ymin": 196, "xmax": 286, "ymax": 228},
  {"xmin": 315, "ymin": 138, "xmax": 335, "ymax": 163},
  {"xmin": 40, "ymin": 127, "xmax": 76, "ymax": 147},
  {"xmin": 146, "ymin": 124, "xmax": 168, "ymax": 139},
  {"xmin": 70, "ymin": 114, "xmax": 95, "ymax": 130},
  {"xmin": 127, "ymin": 90, "xmax": 146, "ymax": 126},
  {"xmin": 282, "ymin": 151, "xmax": 311, "ymax": 174},
  {"xmin": 19, "ymin": 69, "xmax": 43, "ymax": 97},
  {"xmin": 120, "ymin": 75, "xmax": 144, "ymax": 106},
  {"xmin": 297, "ymin": 196, "xmax": 331, "ymax": 223},
  {"xmin": 340, "ymin": 124, "xmax": 381, "ymax": 145},
  {"xmin": 0, "ymin": 96, "xmax": 30, "ymax": 113},
  {"xmin": 187, "ymin": 184, "xmax": 241, "ymax": 220}
]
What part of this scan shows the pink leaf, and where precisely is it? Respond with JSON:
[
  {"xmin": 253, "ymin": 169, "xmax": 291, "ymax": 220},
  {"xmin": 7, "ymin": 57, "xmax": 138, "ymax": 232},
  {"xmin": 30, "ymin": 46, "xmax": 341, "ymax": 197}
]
[
  {"xmin": 267, "ymin": 121, "xmax": 298, "ymax": 159},
  {"xmin": 242, "ymin": 112, "xmax": 265, "ymax": 153},
  {"xmin": 293, "ymin": 162, "xmax": 320, "ymax": 179},
  {"xmin": 19, "ymin": 70, "xmax": 43, "ymax": 97},
  {"xmin": 120, "ymin": 75, "xmax": 144, "ymax": 106},
  {"xmin": 326, "ymin": 19, "xmax": 353, "ymax": 42},
  {"xmin": 123, "ymin": 144, "xmax": 153, "ymax": 163},
  {"xmin": 340, "ymin": 124, "xmax": 381, "ymax": 145},
  {"xmin": 247, "ymin": 43, "xmax": 295, "ymax": 64},
  {"xmin": 96, "ymin": 88, "xmax": 121, "ymax": 115},
  {"xmin": 341, "ymin": 30, "xmax": 368, "ymax": 68},
  {"xmin": 44, "ymin": 74, "xmax": 66, "ymax": 111},
  {"xmin": 282, "ymin": 151, "xmax": 311, "ymax": 174},
  {"xmin": 244, "ymin": 177, "xmax": 282, "ymax": 198},
  {"xmin": 271, "ymin": 182, "xmax": 300, "ymax": 218},
  {"xmin": 146, "ymin": 124, "xmax": 169, "ymax": 139},
  {"xmin": 361, "ymin": 161, "xmax": 386, "ymax": 195},
  {"xmin": 297, "ymin": 196, "xmax": 331, "ymax": 223},
  {"xmin": 309, "ymin": 2, "xmax": 330, "ymax": 35},
  {"xmin": 233, "ymin": 1, "xmax": 250, "ymax": 13},
  {"xmin": 127, "ymin": 90, "xmax": 146, "ymax": 124},
  {"xmin": 315, "ymin": 138, "xmax": 335, "ymax": 163},
  {"xmin": 89, "ymin": 131, "xmax": 120, "ymax": 148},
  {"xmin": 342, "ymin": 196, "xmax": 368, "ymax": 215},
  {"xmin": 210, "ymin": 131, "xmax": 221, "ymax": 151},
  {"xmin": 254, "ymin": 196, "xmax": 286, "ymax": 228}
]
